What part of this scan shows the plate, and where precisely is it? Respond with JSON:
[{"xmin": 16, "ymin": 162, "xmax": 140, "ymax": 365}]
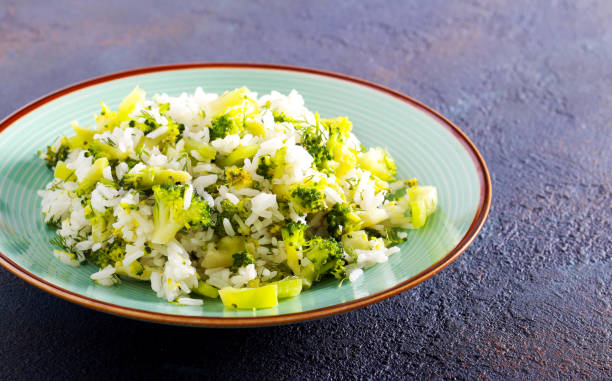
[{"xmin": 0, "ymin": 63, "xmax": 491, "ymax": 326}]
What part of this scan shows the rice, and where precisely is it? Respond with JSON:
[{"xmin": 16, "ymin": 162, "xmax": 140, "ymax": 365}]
[{"xmin": 38, "ymin": 86, "xmax": 437, "ymax": 308}]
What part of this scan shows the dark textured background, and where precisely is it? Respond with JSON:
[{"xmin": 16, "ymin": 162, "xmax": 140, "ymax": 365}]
[{"xmin": 1, "ymin": 1, "xmax": 610, "ymax": 379}]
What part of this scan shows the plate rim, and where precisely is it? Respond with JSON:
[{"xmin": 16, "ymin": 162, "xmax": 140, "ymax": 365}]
[{"xmin": 0, "ymin": 62, "xmax": 492, "ymax": 327}]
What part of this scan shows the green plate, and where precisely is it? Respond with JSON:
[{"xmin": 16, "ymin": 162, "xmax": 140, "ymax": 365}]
[{"xmin": 0, "ymin": 64, "xmax": 491, "ymax": 326}]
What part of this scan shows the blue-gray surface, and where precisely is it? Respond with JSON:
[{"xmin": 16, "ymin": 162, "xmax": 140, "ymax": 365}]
[{"xmin": 1, "ymin": 1, "xmax": 610, "ymax": 379}]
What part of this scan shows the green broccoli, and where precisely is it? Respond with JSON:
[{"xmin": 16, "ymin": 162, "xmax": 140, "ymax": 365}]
[
  {"xmin": 84, "ymin": 201, "xmax": 115, "ymax": 243},
  {"xmin": 289, "ymin": 185, "xmax": 325, "ymax": 214},
  {"xmin": 88, "ymin": 239, "xmax": 126, "ymax": 268},
  {"xmin": 300, "ymin": 236, "xmax": 346, "ymax": 286},
  {"xmin": 281, "ymin": 221, "xmax": 309, "ymax": 275},
  {"xmin": 229, "ymin": 250, "xmax": 255, "ymax": 273},
  {"xmin": 224, "ymin": 167, "xmax": 253, "ymax": 189},
  {"xmin": 321, "ymin": 117, "xmax": 357, "ymax": 177},
  {"xmin": 210, "ymin": 113, "xmax": 241, "ymax": 141},
  {"xmin": 326, "ymin": 203, "xmax": 362, "ymax": 239},
  {"xmin": 151, "ymin": 184, "xmax": 213, "ymax": 244},
  {"xmin": 321, "ymin": 117, "xmax": 352, "ymax": 151},
  {"xmin": 273, "ymin": 111, "xmax": 299, "ymax": 123},
  {"xmin": 42, "ymin": 137, "xmax": 70, "ymax": 168},
  {"xmin": 214, "ymin": 199, "xmax": 250, "ymax": 236},
  {"xmin": 255, "ymin": 154, "xmax": 276, "ymax": 179},
  {"xmin": 300, "ymin": 124, "xmax": 333, "ymax": 170}
]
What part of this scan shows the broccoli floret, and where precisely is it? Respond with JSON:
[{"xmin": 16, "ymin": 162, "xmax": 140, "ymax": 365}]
[
  {"xmin": 326, "ymin": 203, "xmax": 362, "ymax": 239},
  {"xmin": 321, "ymin": 117, "xmax": 352, "ymax": 150},
  {"xmin": 300, "ymin": 124, "xmax": 333, "ymax": 170},
  {"xmin": 255, "ymin": 154, "xmax": 275, "ymax": 180},
  {"xmin": 214, "ymin": 199, "xmax": 250, "ymax": 236},
  {"xmin": 281, "ymin": 221, "xmax": 308, "ymax": 249},
  {"xmin": 210, "ymin": 113, "xmax": 241, "ymax": 141},
  {"xmin": 84, "ymin": 201, "xmax": 115, "ymax": 243},
  {"xmin": 273, "ymin": 111, "xmax": 299, "ymax": 123},
  {"xmin": 289, "ymin": 185, "xmax": 325, "ymax": 214},
  {"xmin": 224, "ymin": 167, "xmax": 253, "ymax": 189},
  {"xmin": 281, "ymin": 221, "xmax": 309, "ymax": 275},
  {"xmin": 151, "ymin": 184, "xmax": 213, "ymax": 244},
  {"xmin": 41, "ymin": 137, "xmax": 70, "ymax": 168},
  {"xmin": 88, "ymin": 239, "xmax": 126, "ymax": 268},
  {"xmin": 229, "ymin": 250, "xmax": 255, "ymax": 273},
  {"xmin": 301, "ymin": 236, "xmax": 346, "ymax": 285},
  {"xmin": 140, "ymin": 117, "xmax": 182, "ymax": 151}
]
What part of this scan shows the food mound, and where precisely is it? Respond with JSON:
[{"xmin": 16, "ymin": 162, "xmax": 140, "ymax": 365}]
[{"xmin": 38, "ymin": 86, "xmax": 437, "ymax": 309}]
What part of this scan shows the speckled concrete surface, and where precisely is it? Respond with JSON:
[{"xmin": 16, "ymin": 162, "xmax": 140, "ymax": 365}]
[{"xmin": 0, "ymin": 1, "xmax": 610, "ymax": 379}]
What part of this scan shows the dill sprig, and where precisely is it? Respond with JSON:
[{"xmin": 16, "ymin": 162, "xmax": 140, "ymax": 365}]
[{"xmin": 49, "ymin": 234, "xmax": 71, "ymax": 252}]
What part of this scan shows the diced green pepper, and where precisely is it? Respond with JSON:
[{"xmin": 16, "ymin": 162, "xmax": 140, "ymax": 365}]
[
  {"xmin": 216, "ymin": 144, "xmax": 259, "ymax": 167},
  {"xmin": 219, "ymin": 284, "xmax": 278, "ymax": 309},
  {"xmin": 193, "ymin": 281, "xmax": 219, "ymax": 299},
  {"xmin": 269, "ymin": 277, "xmax": 303, "ymax": 298}
]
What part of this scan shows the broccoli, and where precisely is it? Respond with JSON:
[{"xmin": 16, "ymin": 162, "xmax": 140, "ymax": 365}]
[
  {"xmin": 289, "ymin": 185, "xmax": 325, "ymax": 214},
  {"xmin": 84, "ymin": 201, "xmax": 115, "ymax": 243},
  {"xmin": 210, "ymin": 113, "xmax": 241, "ymax": 141},
  {"xmin": 224, "ymin": 167, "xmax": 253, "ymax": 189},
  {"xmin": 229, "ymin": 250, "xmax": 255, "ymax": 273},
  {"xmin": 273, "ymin": 111, "xmax": 299, "ymax": 123},
  {"xmin": 321, "ymin": 117, "xmax": 352, "ymax": 150},
  {"xmin": 88, "ymin": 239, "xmax": 126, "ymax": 268},
  {"xmin": 214, "ymin": 199, "xmax": 250, "ymax": 236},
  {"xmin": 319, "ymin": 117, "xmax": 358, "ymax": 177},
  {"xmin": 300, "ymin": 236, "xmax": 346, "ymax": 286},
  {"xmin": 281, "ymin": 221, "xmax": 308, "ymax": 275},
  {"xmin": 300, "ymin": 124, "xmax": 333, "ymax": 170},
  {"xmin": 139, "ymin": 117, "xmax": 182, "ymax": 152},
  {"xmin": 256, "ymin": 154, "xmax": 275, "ymax": 179},
  {"xmin": 42, "ymin": 137, "xmax": 70, "ymax": 168},
  {"xmin": 151, "ymin": 184, "xmax": 213, "ymax": 244},
  {"xmin": 325, "ymin": 203, "xmax": 362, "ymax": 239}
]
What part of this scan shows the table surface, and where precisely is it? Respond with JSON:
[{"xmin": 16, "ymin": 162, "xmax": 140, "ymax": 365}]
[{"xmin": 1, "ymin": 1, "xmax": 610, "ymax": 379}]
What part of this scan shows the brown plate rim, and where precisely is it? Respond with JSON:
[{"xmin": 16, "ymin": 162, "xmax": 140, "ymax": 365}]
[{"xmin": 0, "ymin": 62, "xmax": 492, "ymax": 327}]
